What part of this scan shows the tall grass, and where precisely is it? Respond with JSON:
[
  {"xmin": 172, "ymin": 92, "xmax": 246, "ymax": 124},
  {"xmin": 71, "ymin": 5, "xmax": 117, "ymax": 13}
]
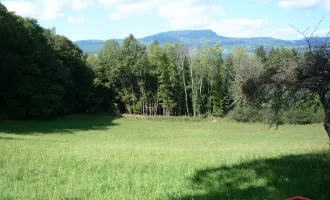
[{"xmin": 0, "ymin": 115, "xmax": 329, "ymax": 199}]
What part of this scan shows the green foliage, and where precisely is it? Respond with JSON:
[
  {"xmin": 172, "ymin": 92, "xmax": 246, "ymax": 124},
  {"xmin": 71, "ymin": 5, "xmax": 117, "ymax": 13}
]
[
  {"xmin": 90, "ymin": 36, "xmax": 232, "ymax": 117},
  {"xmin": 229, "ymin": 100, "xmax": 324, "ymax": 125},
  {"xmin": 228, "ymin": 106, "xmax": 266, "ymax": 123},
  {"xmin": 283, "ymin": 98, "xmax": 324, "ymax": 125},
  {"xmin": 229, "ymin": 46, "xmax": 264, "ymax": 106},
  {"xmin": 232, "ymin": 46, "xmax": 328, "ymax": 127},
  {"xmin": 255, "ymin": 45, "xmax": 268, "ymax": 63},
  {"xmin": 189, "ymin": 43, "xmax": 230, "ymax": 117},
  {"xmin": 0, "ymin": 3, "xmax": 94, "ymax": 119},
  {"xmin": 50, "ymin": 35, "xmax": 94, "ymax": 113},
  {"xmin": 86, "ymin": 40, "xmax": 120, "ymax": 113}
]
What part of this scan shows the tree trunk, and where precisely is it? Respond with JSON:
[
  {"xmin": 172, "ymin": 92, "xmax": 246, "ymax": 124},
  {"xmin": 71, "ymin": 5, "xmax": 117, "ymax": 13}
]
[
  {"xmin": 131, "ymin": 85, "xmax": 134, "ymax": 115},
  {"xmin": 156, "ymin": 91, "xmax": 159, "ymax": 116},
  {"xmin": 324, "ymin": 108, "xmax": 330, "ymax": 140},
  {"xmin": 319, "ymin": 91, "xmax": 330, "ymax": 142},
  {"xmin": 208, "ymin": 79, "xmax": 211, "ymax": 115},
  {"xmin": 190, "ymin": 61, "xmax": 195, "ymax": 117},
  {"xmin": 199, "ymin": 80, "xmax": 203, "ymax": 117},
  {"xmin": 182, "ymin": 70, "xmax": 189, "ymax": 116},
  {"xmin": 177, "ymin": 44, "xmax": 190, "ymax": 116}
]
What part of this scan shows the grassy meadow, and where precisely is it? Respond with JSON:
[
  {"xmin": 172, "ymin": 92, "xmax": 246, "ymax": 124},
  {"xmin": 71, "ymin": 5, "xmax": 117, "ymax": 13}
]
[{"xmin": 0, "ymin": 115, "xmax": 330, "ymax": 200}]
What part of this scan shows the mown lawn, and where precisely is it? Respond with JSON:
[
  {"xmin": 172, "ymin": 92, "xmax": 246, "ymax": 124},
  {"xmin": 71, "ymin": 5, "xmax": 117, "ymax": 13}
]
[{"xmin": 0, "ymin": 115, "xmax": 329, "ymax": 200}]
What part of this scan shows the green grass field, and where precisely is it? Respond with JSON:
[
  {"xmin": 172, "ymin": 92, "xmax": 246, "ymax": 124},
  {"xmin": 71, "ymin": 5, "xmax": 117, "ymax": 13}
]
[{"xmin": 1, "ymin": 115, "xmax": 330, "ymax": 200}]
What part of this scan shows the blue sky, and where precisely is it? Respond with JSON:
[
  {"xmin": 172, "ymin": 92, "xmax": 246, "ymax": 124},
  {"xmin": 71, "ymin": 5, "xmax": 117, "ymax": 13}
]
[{"xmin": 2, "ymin": 0, "xmax": 330, "ymax": 41}]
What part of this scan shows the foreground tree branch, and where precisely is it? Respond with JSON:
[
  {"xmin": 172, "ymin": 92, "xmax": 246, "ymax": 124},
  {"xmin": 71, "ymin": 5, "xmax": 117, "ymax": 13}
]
[{"xmin": 241, "ymin": 25, "xmax": 330, "ymax": 142}]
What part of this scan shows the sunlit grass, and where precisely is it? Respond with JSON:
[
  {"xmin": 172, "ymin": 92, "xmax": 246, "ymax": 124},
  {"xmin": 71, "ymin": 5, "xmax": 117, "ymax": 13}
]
[{"xmin": 0, "ymin": 115, "xmax": 329, "ymax": 199}]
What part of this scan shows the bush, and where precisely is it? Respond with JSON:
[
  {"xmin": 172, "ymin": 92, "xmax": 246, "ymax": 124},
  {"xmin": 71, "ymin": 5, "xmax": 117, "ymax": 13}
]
[
  {"xmin": 228, "ymin": 106, "xmax": 266, "ymax": 123},
  {"xmin": 283, "ymin": 102, "xmax": 324, "ymax": 125},
  {"xmin": 229, "ymin": 100, "xmax": 324, "ymax": 125}
]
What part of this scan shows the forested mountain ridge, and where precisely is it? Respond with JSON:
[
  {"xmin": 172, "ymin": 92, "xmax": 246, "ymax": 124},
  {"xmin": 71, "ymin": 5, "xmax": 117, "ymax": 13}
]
[{"xmin": 76, "ymin": 29, "xmax": 328, "ymax": 54}]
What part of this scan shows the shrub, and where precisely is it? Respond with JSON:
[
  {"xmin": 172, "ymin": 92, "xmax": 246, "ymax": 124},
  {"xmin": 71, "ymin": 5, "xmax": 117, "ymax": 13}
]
[
  {"xmin": 229, "ymin": 100, "xmax": 324, "ymax": 125},
  {"xmin": 283, "ymin": 102, "xmax": 324, "ymax": 125},
  {"xmin": 228, "ymin": 106, "xmax": 266, "ymax": 123}
]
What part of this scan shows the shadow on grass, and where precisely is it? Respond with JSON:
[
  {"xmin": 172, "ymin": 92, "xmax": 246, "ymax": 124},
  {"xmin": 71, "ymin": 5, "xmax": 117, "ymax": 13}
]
[
  {"xmin": 173, "ymin": 152, "xmax": 330, "ymax": 200},
  {"xmin": 0, "ymin": 136, "xmax": 33, "ymax": 140},
  {"xmin": 0, "ymin": 114, "xmax": 118, "ymax": 134}
]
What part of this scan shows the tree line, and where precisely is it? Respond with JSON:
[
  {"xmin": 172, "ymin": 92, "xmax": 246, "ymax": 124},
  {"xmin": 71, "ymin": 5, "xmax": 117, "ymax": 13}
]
[
  {"xmin": 1, "ymin": 3, "xmax": 93, "ymax": 119},
  {"xmin": 86, "ymin": 37, "xmax": 232, "ymax": 117},
  {"xmin": 0, "ymin": 3, "xmax": 323, "ymax": 125}
]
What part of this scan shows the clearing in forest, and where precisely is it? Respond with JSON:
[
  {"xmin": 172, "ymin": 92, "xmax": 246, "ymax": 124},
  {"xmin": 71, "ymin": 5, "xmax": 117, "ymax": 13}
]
[{"xmin": 0, "ymin": 115, "xmax": 329, "ymax": 200}]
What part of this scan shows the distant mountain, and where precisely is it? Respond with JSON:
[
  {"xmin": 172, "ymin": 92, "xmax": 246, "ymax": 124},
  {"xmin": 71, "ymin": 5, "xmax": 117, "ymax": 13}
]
[
  {"xmin": 140, "ymin": 30, "xmax": 225, "ymax": 45},
  {"xmin": 75, "ymin": 40, "xmax": 104, "ymax": 54},
  {"xmin": 75, "ymin": 30, "xmax": 328, "ymax": 54}
]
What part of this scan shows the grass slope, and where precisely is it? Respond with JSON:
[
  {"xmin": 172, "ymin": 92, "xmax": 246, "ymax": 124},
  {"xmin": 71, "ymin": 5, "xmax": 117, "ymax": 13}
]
[{"xmin": 0, "ymin": 115, "xmax": 329, "ymax": 200}]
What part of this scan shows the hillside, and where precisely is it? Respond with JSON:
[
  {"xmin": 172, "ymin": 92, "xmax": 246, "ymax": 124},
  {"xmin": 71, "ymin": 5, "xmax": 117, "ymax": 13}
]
[{"xmin": 75, "ymin": 29, "xmax": 327, "ymax": 54}]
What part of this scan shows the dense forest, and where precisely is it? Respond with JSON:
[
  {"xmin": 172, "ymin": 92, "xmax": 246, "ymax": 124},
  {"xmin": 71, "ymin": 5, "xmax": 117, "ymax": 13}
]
[{"xmin": 0, "ymin": 3, "xmax": 323, "ymax": 124}]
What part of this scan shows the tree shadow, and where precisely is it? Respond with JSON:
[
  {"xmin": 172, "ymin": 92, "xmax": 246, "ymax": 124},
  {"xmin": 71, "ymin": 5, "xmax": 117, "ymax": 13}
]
[
  {"xmin": 172, "ymin": 152, "xmax": 330, "ymax": 200},
  {"xmin": 0, "ymin": 114, "xmax": 118, "ymax": 134}
]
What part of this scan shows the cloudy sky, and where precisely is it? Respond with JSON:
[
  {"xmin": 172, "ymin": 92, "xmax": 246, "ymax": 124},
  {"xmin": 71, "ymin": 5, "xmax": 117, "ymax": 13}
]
[{"xmin": 2, "ymin": 0, "xmax": 330, "ymax": 40}]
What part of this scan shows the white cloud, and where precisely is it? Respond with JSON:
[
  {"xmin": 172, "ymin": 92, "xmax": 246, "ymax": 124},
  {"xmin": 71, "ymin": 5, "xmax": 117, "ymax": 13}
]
[
  {"xmin": 315, "ymin": 28, "xmax": 330, "ymax": 36},
  {"xmin": 68, "ymin": 16, "xmax": 85, "ymax": 23},
  {"xmin": 102, "ymin": 0, "xmax": 270, "ymax": 38},
  {"xmin": 2, "ymin": 1, "xmax": 39, "ymax": 17},
  {"xmin": 2, "ymin": 0, "xmax": 93, "ymax": 20},
  {"xmin": 41, "ymin": 1, "xmax": 66, "ymax": 20},
  {"xmin": 98, "ymin": 0, "xmax": 128, "ymax": 8},
  {"xmin": 105, "ymin": 0, "xmax": 226, "ymax": 30},
  {"xmin": 72, "ymin": 0, "xmax": 93, "ymax": 10},
  {"xmin": 277, "ymin": 0, "xmax": 321, "ymax": 9},
  {"xmin": 269, "ymin": 0, "xmax": 330, "ymax": 11},
  {"xmin": 116, "ymin": 1, "xmax": 155, "ymax": 15},
  {"xmin": 108, "ymin": 12, "xmax": 122, "ymax": 20},
  {"xmin": 269, "ymin": 27, "xmax": 330, "ymax": 39},
  {"xmin": 105, "ymin": 0, "xmax": 167, "ymax": 19},
  {"xmin": 158, "ymin": 2, "xmax": 225, "ymax": 29},
  {"xmin": 208, "ymin": 19, "xmax": 269, "ymax": 38},
  {"xmin": 269, "ymin": 27, "xmax": 302, "ymax": 40}
]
